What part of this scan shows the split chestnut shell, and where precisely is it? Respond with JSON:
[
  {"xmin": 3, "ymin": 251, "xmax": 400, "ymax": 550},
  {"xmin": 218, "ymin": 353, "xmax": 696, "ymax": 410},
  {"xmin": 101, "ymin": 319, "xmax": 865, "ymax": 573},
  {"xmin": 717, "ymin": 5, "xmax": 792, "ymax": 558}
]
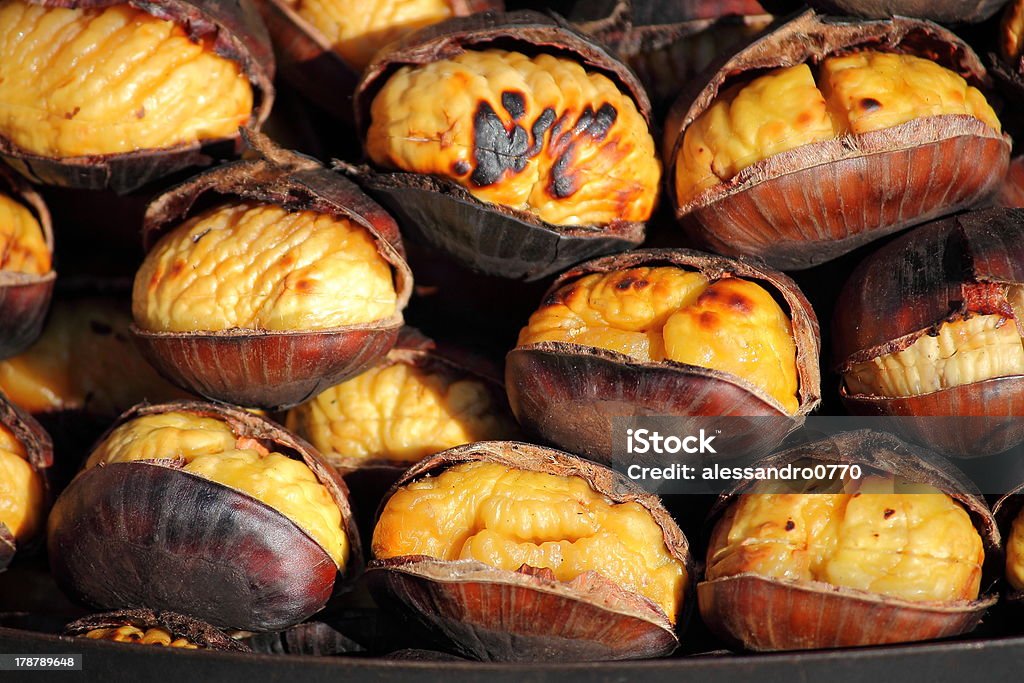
[
  {"xmin": 354, "ymin": 10, "xmax": 655, "ymax": 280},
  {"xmin": 0, "ymin": 392, "xmax": 53, "ymax": 572},
  {"xmin": 47, "ymin": 401, "xmax": 362, "ymax": 631},
  {"xmin": 664, "ymin": 10, "xmax": 1010, "ymax": 270},
  {"xmin": 0, "ymin": 0, "xmax": 275, "ymax": 194},
  {"xmin": 834, "ymin": 208, "xmax": 1024, "ymax": 457},
  {"xmin": 757, "ymin": 0, "xmax": 1006, "ymax": 23},
  {"xmin": 0, "ymin": 166, "xmax": 55, "ymax": 359},
  {"xmin": 367, "ymin": 441, "xmax": 693, "ymax": 661},
  {"xmin": 505, "ymin": 248, "xmax": 821, "ymax": 465},
  {"xmin": 65, "ymin": 609, "xmax": 250, "ymax": 652},
  {"xmin": 131, "ymin": 134, "xmax": 413, "ymax": 411},
  {"xmin": 699, "ymin": 430, "xmax": 1000, "ymax": 651}
]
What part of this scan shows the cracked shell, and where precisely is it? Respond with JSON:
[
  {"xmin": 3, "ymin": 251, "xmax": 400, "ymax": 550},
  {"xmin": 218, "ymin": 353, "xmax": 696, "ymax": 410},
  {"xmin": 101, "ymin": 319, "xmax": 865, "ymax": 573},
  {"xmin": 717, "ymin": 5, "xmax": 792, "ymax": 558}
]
[
  {"xmin": 367, "ymin": 440, "xmax": 693, "ymax": 662},
  {"xmin": 46, "ymin": 400, "xmax": 362, "ymax": 631},
  {"xmin": 506, "ymin": 248, "xmax": 821, "ymax": 465},
  {"xmin": 65, "ymin": 608, "xmax": 250, "ymax": 651},
  {"xmin": 131, "ymin": 133, "xmax": 413, "ymax": 411},
  {"xmin": 700, "ymin": 430, "xmax": 1000, "ymax": 651},
  {"xmin": 757, "ymin": 0, "xmax": 1006, "ymax": 23},
  {"xmin": 664, "ymin": 10, "xmax": 1010, "ymax": 270}
]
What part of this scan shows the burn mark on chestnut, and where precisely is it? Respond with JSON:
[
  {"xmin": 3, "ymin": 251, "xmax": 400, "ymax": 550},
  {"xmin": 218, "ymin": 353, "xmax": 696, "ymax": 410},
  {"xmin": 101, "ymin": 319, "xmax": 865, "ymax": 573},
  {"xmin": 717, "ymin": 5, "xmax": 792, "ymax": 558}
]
[
  {"xmin": 860, "ymin": 97, "xmax": 882, "ymax": 112},
  {"xmin": 884, "ymin": 508, "xmax": 896, "ymax": 518},
  {"xmin": 501, "ymin": 91, "xmax": 526, "ymax": 120},
  {"xmin": 452, "ymin": 160, "xmax": 471, "ymax": 176},
  {"xmin": 785, "ymin": 520, "xmax": 795, "ymax": 531},
  {"xmin": 471, "ymin": 101, "xmax": 530, "ymax": 187},
  {"xmin": 529, "ymin": 108, "xmax": 556, "ymax": 156}
]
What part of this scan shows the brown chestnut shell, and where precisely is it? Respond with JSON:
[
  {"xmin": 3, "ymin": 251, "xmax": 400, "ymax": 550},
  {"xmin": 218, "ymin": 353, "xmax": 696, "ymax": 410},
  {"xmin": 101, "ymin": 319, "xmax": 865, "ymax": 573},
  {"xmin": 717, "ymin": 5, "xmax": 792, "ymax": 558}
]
[
  {"xmin": 0, "ymin": 166, "xmax": 55, "ymax": 359},
  {"xmin": 367, "ymin": 440, "xmax": 693, "ymax": 662},
  {"xmin": 254, "ymin": 0, "xmax": 502, "ymax": 122},
  {"xmin": 47, "ymin": 400, "xmax": 362, "ymax": 632},
  {"xmin": 700, "ymin": 430, "xmax": 1000, "ymax": 651},
  {"xmin": 834, "ymin": 208, "xmax": 1024, "ymax": 457},
  {"xmin": 0, "ymin": 0, "xmax": 275, "ymax": 194},
  {"xmin": 65, "ymin": 608, "xmax": 250, "ymax": 652},
  {"xmin": 664, "ymin": 10, "xmax": 1011, "ymax": 270},
  {"xmin": 505, "ymin": 248, "xmax": 821, "ymax": 465},
  {"xmin": 757, "ymin": 0, "xmax": 1006, "ymax": 23},
  {"xmin": 132, "ymin": 133, "xmax": 413, "ymax": 411},
  {"xmin": 0, "ymin": 392, "xmax": 53, "ymax": 572},
  {"xmin": 354, "ymin": 10, "xmax": 653, "ymax": 281}
]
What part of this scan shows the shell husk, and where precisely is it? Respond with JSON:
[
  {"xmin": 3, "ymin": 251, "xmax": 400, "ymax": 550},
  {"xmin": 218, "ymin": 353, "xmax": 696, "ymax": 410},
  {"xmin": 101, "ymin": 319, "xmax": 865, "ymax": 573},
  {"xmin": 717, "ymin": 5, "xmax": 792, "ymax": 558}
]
[{"xmin": 65, "ymin": 608, "xmax": 250, "ymax": 652}]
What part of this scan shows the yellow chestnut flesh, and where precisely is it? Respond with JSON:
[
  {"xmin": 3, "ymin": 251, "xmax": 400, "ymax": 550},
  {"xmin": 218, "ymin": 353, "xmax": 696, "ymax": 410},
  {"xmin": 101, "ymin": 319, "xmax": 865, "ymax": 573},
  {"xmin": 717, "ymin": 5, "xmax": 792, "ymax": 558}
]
[
  {"xmin": 374, "ymin": 461, "xmax": 687, "ymax": 620},
  {"xmin": 844, "ymin": 289, "xmax": 1024, "ymax": 397},
  {"xmin": 707, "ymin": 475, "xmax": 983, "ymax": 603},
  {"xmin": 284, "ymin": 0, "xmax": 454, "ymax": 72},
  {"xmin": 0, "ymin": 192, "xmax": 48, "ymax": 275},
  {"xmin": 0, "ymin": 299, "xmax": 186, "ymax": 415},
  {"xmin": 133, "ymin": 201, "xmax": 397, "ymax": 333},
  {"xmin": 286, "ymin": 361, "xmax": 518, "ymax": 465},
  {"xmin": 366, "ymin": 48, "xmax": 661, "ymax": 227},
  {"xmin": 1005, "ymin": 508, "xmax": 1024, "ymax": 591},
  {"xmin": 0, "ymin": 422, "xmax": 44, "ymax": 544},
  {"xmin": 85, "ymin": 625, "xmax": 199, "ymax": 649},
  {"xmin": 0, "ymin": 1, "xmax": 253, "ymax": 158},
  {"xmin": 517, "ymin": 266, "xmax": 799, "ymax": 413},
  {"xmin": 1003, "ymin": 0, "xmax": 1024, "ymax": 61},
  {"xmin": 85, "ymin": 411, "xmax": 348, "ymax": 569},
  {"xmin": 676, "ymin": 52, "xmax": 1001, "ymax": 205}
]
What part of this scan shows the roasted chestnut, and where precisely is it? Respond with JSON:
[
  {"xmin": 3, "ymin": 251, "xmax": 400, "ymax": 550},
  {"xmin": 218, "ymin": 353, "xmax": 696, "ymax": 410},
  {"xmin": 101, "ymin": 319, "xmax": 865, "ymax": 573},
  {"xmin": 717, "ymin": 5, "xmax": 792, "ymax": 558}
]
[
  {"xmin": 66, "ymin": 609, "xmax": 249, "ymax": 652},
  {"xmin": 506, "ymin": 248, "xmax": 821, "ymax": 464},
  {"xmin": 0, "ymin": 391, "xmax": 51, "ymax": 572},
  {"xmin": 354, "ymin": 10, "xmax": 658, "ymax": 280},
  {"xmin": 47, "ymin": 401, "xmax": 361, "ymax": 631},
  {"xmin": 664, "ymin": 10, "xmax": 1010, "ymax": 270},
  {"xmin": 700, "ymin": 431, "xmax": 999, "ymax": 651},
  {"xmin": 0, "ymin": 165, "xmax": 54, "ymax": 359},
  {"xmin": 757, "ymin": 0, "xmax": 1006, "ymax": 23},
  {"xmin": 0, "ymin": 0, "xmax": 274, "ymax": 193},
  {"xmin": 131, "ymin": 134, "xmax": 413, "ymax": 410},
  {"xmin": 834, "ymin": 208, "xmax": 1024, "ymax": 457},
  {"xmin": 368, "ymin": 441, "xmax": 692, "ymax": 661},
  {"xmin": 994, "ymin": 482, "xmax": 1024, "ymax": 604},
  {"xmin": 571, "ymin": 0, "xmax": 773, "ymax": 110},
  {"xmin": 993, "ymin": 0, "xmax": 1024, "ymax": 122},
  {"xmin": 256, "ymin": 0, "xmax": 502, "ymax": 121}
]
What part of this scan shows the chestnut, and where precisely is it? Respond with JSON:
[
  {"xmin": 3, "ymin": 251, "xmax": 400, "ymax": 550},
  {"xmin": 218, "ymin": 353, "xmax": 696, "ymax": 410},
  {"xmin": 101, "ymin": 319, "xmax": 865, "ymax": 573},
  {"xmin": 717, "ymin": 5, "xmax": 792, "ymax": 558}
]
[
  {"xmin": 571, "ymin": 0, "xmax": 773, "ymax": 110},
  {"xmin": 997, "ymin": 155, "xmax": 1024, "ymax": 207},
  {"xmin": 65, "ymin": 609, "xmax": 249, "ymax": 652},
  {"xmin": 131, "ymin": 133, "xmax": 413, "ymax": 411},
  {"xmin": 0, "ymin": 165, "xmax": 55, "ymax": 359},
  {"xmin": 0, "ymin": 1, "xmax": 274, "ymax": 194},
  {"xmin": 285, "ymin": 327, "xmax": 519, "ymax": 537},
  {"xmin": 664, "ymin": 10, "xmax": 1010, "ymax": 270},
  {"xmin": 700, "ymin": 431, "xmax": 999, "ymax": 651},
  {"xmin": 368, "ymin": 441, "xmax": 692, "ymax": 661},
  {"xmin": 47, "ymin": 401, "xmax": 361, "ymax": 631},
  {"xmin": 354, "ymin": 10, "xmax": 658, "ymax": 280},
  {"xmin": 0, "ymin": 391, "xmax": 52, "ymax": 572},
  {"xmin": 834, "ymin": 208, "xmax": 1024, "ymax": 457},
  {"xmin": 757, "ymin": 0, "xmax": 1006, "ymax": 23},
  {"xmin": 506, "ymin": 248, "xmax": 821, "ymax": 464},
  {"xmin": 993, "ymin": 482, "xmax": 1024, "ymax": 605},
  {"xmin": 255, "ymin": 0, "xmax": 502, "ymax": 121}
]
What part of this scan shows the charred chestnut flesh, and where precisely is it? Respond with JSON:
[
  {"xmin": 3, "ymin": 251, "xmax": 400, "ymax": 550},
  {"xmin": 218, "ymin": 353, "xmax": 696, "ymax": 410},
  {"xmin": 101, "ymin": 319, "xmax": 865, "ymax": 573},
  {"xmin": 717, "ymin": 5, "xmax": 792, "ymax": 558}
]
[{"xmin": 66, "ymin": 609, "xmax": 250, "ymax": 651}]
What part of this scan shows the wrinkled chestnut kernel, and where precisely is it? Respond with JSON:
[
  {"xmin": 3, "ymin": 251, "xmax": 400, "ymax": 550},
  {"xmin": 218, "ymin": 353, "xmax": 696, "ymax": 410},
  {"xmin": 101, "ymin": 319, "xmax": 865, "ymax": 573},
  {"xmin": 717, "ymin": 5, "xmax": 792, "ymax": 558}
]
[
  {"xmin": 47, "ymin": 401, "xmax": 361, "ymax": 631},
  {"xmin": 699, "ymin": 431, "xmax": 999, "ymax": 651},
  {"xmin": 0, "ymin": 166, "xmax": 54, "ymax": 359},
  {"xmin": 0, "ymin": 0, "xmax": 274, "ymax": 193},
  {"xmin": 993, "ymin": 484, "xmax": 1024, "ymax": 601},
  {"xmin": 66, "ymin": 609, "xmax": 249, "ymax": 652},
  {"xmin": 665, "ymin": 11, "xmax": 1010, "ymax": 270},
  {"xmin": 834, "ymin": 208, "xmax": 1024, "ymax": 457},
  {"xmin": 0, "ymin": 392, "xmax": 52, "ymax": 571},
  {"xmin": 255, "ymin": 0, "xmax": 501, "ymax": 121},
  {"xmin": 506, "ymin": 248, "xmax": 820, "ymax": 463},
  {"xmin": 368, "ymin": 441, "xmax": 692, "ymax": 662},
  {"xmin": 131, "ymin": 133, "xmax": 412, "ymax": 410},
  {"xmin": 355, "ymin": 11, "xmax": 656, "ymax": 280}
]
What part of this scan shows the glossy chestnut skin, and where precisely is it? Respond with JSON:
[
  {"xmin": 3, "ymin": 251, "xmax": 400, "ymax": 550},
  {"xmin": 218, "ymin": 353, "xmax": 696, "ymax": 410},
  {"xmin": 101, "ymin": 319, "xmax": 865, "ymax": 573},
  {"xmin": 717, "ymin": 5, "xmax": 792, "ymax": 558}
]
[
  {"xmin": 506, "ymin": 248, "xmax": 821, "ymax": 465},
  {"xmin": 834, "ymin": 208, "xmax": 1024, "ymax": 457},
  {"xmin": 131, "ymin": 133, "xmax": 413, "ymax": 411},
  {"xmin": 757, "ymin": 0, "xmax": 1007, "ymax": 23},
  {"xmin": 699, "ymin": 431, "xmax": 1000, "ymax": 652},
  {"xmin": 353, "ymin": 10, "xmax": 652, "ymax": 281},
  {"xmin": 0, "ymin": 0, "xmax": 275, "ymax": 194},
  {"xmin": 664, "ymin": 10, "xmax": 1010, "ymax": 270},
  {"xmin": 0, "ymin": 166, "xmax": 55, "ymax": 359},
  {"xmin": 367, "ymin": 441, "xmax": 693, "ymax": 662},
  {"xmin": 255, "ymin": 0, "xmax": 502, "ymax": 122},
  {"xmin": 0, "ymin": 392, "xmax": 52, "ymax": 572},
  {"xmin": 47, "ymin": 401, "xmax": 362, "ymax": 632},
  {"xmin": 65, "ymin": 609, "xmax": 250, "ymax": 652}
]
